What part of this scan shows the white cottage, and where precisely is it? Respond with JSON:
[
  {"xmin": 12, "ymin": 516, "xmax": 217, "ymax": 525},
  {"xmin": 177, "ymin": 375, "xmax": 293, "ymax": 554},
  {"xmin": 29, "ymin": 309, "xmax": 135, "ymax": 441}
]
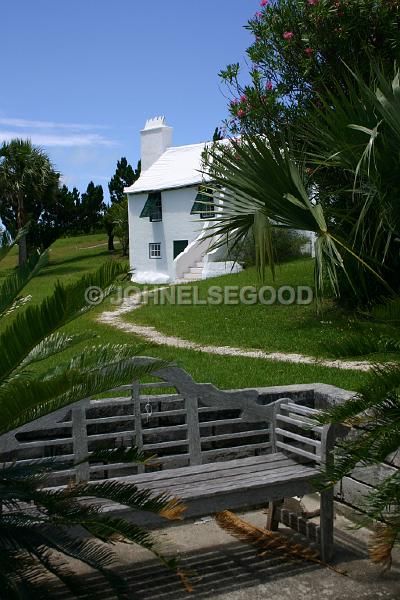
[{"xmin": 125, "ymin": 117, "xmax": 242, "ymax": 284}]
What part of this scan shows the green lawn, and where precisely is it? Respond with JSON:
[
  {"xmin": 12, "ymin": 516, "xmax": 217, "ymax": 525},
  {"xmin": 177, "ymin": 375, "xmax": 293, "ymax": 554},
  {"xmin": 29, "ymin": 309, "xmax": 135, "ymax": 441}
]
[
  {"xmin": 1, "ymin": 237, "xmax": 383, "ymax": 391},
  {"xmin": 127, "ymin": 259, "xmax": 393, "ymax": 361}
]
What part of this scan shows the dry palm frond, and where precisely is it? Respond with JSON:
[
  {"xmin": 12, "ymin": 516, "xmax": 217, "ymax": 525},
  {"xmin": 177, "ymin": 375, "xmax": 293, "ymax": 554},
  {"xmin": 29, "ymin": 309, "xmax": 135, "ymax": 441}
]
[
  {"xmin": 369, "ymin": 523, "xmax": 398, "ymax": 572},
  {"xmin": 159, "ymin": 497, "xmax": 187, "ymax": 520},
  {"xmin": 215, "ymin": 510, "xmax": 346, "ymax": 576}
]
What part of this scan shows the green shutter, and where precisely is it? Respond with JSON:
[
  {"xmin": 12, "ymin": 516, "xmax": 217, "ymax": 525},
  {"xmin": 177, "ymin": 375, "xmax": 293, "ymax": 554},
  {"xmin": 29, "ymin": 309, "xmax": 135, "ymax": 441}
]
[
  {"xmin": 191, "ymin": 189, "xmax": 214, "ymax": 215},
  {"xmin": 140, "ymin": 192, "xmax": 160, "ymax": 218}
]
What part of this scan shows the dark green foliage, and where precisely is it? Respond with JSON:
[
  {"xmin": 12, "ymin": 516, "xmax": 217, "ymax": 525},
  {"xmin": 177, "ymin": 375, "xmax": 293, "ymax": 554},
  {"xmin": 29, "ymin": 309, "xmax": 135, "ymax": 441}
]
[
  {"xmin": 0, "ymin": 139, "xmax": 58, "ymax": 264},
  {"xmin": 236, "ymin": 229, "xmax": 310, "ymax": 268},
  {"xmin": 108, "ymin": 157, "xmax": 140, "ymax": 205},
  {"xmin": 221, "ymin": 0, "xmax": 400, "ymax": 136},
  {"xmin": 80, "ymin": 181, "xmax": 105, "ymax": 234},
  {"xmin": 106, "ymin": 157, "xmax": 140, "ymax": 251},
  {"xmin": 205, "ymin": 67, "xmax": 400, "ymax": 303}
]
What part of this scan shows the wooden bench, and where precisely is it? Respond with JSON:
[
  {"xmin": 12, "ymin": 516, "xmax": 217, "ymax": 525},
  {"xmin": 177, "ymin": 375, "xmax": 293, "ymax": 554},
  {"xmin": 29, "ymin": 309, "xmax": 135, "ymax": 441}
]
[{"xmin": 0, "ymin": 366, "xmax": 335, "ymax": 561}]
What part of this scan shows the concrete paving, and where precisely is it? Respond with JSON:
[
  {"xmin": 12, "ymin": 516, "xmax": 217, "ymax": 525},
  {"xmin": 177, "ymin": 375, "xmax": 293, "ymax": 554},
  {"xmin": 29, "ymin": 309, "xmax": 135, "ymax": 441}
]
[{"xmin": 45, "ymin": 499, "xmax": 400, "ymax": 600}]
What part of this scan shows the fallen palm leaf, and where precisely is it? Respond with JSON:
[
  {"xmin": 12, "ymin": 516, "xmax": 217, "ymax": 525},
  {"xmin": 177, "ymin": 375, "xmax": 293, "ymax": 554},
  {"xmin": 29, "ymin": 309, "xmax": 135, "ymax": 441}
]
[
  {"xmin": 215, "ymin": 510, "xmax": 346, "ymax": 576},
  {"xmin": 369, "ymin": 523, "xmax": 398, "ymax": 572}
]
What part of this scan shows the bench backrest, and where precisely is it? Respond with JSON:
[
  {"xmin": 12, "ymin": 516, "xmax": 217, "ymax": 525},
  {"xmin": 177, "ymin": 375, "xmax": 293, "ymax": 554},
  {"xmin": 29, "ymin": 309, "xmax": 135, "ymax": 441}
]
[{"xmin": 0, "ymin": 366, "xmax": 276, "ymax": 485}]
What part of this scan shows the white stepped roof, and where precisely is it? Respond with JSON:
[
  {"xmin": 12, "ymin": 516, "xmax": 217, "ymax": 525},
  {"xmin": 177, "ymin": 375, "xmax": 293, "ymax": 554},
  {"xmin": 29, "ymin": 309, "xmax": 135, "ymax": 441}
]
[{"xmin": 125, "ymin": 141, "xmax": 211, "ymax": 194}]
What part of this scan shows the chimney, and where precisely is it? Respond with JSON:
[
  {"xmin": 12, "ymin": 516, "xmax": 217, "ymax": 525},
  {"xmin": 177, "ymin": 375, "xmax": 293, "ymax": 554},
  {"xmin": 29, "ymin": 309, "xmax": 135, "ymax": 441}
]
[{"xmin": 140, "ymin": 116, "xmax": 173, "ymax": 171}]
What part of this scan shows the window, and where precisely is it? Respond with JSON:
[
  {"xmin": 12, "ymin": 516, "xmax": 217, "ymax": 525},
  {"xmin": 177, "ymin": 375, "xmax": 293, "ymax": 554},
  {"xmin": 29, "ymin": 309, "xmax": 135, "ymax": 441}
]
[
  {"xmin": 140, "ymin": 192, "xmax": 162, "ymax": 221},
  {"xmin": 149, "ymin": 242, "xmax": 161, "ymax": 259},
  {"xmin": 190, "ymin": 187, "xmax": 215, "ymax": 219},
  {"xmin": 150, "ymin": 194, "xmax": 162, "ymax": 222}
]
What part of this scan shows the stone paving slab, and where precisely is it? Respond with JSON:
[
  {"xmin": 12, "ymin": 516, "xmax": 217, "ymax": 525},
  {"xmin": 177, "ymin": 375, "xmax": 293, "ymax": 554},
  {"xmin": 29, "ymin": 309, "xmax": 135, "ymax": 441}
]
[{"xmin": 44, "ymin": 504, "xmax": 400, "ymax": 600}]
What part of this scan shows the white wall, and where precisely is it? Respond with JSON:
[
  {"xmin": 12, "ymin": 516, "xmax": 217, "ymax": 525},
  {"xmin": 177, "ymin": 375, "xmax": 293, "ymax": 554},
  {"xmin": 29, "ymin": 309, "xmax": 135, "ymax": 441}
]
[{"xmin": 128, "ymin": 186, "xmax": 206, "ymax": 282}]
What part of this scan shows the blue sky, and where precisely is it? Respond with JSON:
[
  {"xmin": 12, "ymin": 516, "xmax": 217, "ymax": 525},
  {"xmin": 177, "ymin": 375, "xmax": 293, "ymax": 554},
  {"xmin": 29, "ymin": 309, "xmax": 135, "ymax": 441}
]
[{"xmin": 2, "ymin": 0, "xmax": 254, "ymax": 201}]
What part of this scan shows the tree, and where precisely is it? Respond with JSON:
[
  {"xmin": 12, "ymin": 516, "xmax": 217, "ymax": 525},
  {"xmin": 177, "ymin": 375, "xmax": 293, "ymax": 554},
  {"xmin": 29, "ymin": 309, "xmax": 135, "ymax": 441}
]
[
  {"xmin": 107, "ymin": 158, "xmax": 140, "ymax": 251},
  {"xmin": 0, "ymin": 140, "xmax": 57, "ymax": 265},
  {"xmin": 0, "ymin": 244, "xmax": 187, "ymax": 597},
  {"xmin": 205, "ymin": 66, "xmax": 400, "ymax": 304},
  {"xmin": 108, "ymin": 157, "xmax": 140, "ymax": 205},
  {"xmin": 80, "ymin": 181, "xmax": 105, "ymax": 234},
  {"xmin": 220, "ymin": 0, "xmax": 400, "ymax": 138},
  {"xmin": 107, "ymin": 196, "xmax": 129, "ymax": 256}
]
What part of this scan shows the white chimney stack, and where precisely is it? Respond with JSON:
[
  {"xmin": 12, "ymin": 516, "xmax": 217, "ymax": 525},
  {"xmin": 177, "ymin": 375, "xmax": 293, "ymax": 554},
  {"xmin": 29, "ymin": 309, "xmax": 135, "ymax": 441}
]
[{"xmin": 140, "ymin": 116, "xmax": 173, "ymax": 172}]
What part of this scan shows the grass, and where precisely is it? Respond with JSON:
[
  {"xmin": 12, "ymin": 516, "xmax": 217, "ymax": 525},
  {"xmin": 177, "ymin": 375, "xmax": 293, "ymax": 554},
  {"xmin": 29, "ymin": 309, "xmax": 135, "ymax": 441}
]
[
  {"xmin": 1, "ymin": 236, "xmax": 383, "ymax": 391},
  {"xmin": 127, "ymin": 258, "xmax": 394, "ymax": 361}
]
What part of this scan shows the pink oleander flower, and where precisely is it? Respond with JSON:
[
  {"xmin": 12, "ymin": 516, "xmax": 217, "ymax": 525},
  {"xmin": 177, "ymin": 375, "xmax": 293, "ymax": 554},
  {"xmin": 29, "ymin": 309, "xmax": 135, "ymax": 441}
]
[
  {"xmin": 283, "ymin": 31, "xmax": 294, "ymax": 40},
  {"xmin": 305, "ymin": 47, "xmax": 314, "ymax": 56},
  {"xmin": 240, "ymin": 94, "xmax": 247, "ymax": 103},
  {"xmin": 260, "ymin": 0, "xmax": 268, "ymax": 6},
  {"xmin": 255, "ymin": 11, "xmax": 262, "ymax": 18},
  {"xmin": 230, "ymin": 99, "xmax": 239, "ymax": 106},
  {"xmin": 266, "ymin": 81, "xmax": 273, "ymax": 90},
  {"xmin": 307, "ymin": 0, "xmax": 318, "ymax": 5},
  {"xmin": 237, "ymin": 109, "xmax": 246, "ymax": 118}
]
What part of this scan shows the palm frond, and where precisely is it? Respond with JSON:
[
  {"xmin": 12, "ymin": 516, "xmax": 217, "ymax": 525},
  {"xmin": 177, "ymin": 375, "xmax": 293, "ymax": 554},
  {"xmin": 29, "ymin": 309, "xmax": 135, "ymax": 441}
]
[
  {"xmin": 203, "ymin": 135, "xmax": 388, "ymax": 299},
  {"xmin": 0, "ymin": 251, "xmax": 47, "ymax": 319},
  {"xmin": 0, "ymin": 355, "xmax": 165, "ymax": 434},
  {"xmin": 0, "ymin": 260, "xmax": 126, "ymax": 381},
  {"xmin": 215, "ymin": 510, "xmax": 346, "ymax": 574}
]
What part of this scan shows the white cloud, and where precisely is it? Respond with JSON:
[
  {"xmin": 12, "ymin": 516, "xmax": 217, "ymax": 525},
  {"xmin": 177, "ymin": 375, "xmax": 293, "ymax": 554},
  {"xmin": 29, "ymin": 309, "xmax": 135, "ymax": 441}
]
[
  {"xmin": 0, "ymin": 130, "xmax": 116, "ymax": 147},
  {"xmin": 0, "ymin": 118, "xmax": 108, "ymax": 131}
]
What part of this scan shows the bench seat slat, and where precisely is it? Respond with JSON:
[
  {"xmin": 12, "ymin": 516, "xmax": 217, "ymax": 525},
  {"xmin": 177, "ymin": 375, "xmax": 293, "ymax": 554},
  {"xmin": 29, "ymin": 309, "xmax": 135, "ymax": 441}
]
[
  {"xmin": 97, "ymin": 461, "xmax": 316, "ymax": 500},
  {"xmin": 125, "ymin": 453, "xmax": 296, "ymax": 485}
]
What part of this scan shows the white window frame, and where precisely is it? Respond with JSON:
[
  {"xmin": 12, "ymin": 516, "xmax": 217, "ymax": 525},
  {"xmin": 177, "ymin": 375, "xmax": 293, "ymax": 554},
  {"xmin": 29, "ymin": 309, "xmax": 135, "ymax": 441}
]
[{"xmin": 149, "ymin": 242, "xmax": 161, "ymax": 259}]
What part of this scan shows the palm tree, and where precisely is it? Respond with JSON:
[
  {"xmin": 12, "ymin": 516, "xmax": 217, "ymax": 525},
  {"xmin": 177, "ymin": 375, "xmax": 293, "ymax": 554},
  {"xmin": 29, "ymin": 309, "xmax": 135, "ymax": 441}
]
[
  {"xmin": 0, "ymin": 246, "xmax": 187, "ymax": 597},
  {"xmin": 0, "ymin": 139, "xmax": 55, "ymax": 266},
  {"xmin": 204, "ymin": 66, "xmax": 400, "ymax": 303}
]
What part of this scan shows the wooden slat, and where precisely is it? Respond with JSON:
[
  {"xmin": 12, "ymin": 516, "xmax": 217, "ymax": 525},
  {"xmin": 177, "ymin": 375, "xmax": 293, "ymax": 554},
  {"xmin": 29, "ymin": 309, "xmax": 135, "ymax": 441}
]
[
  {"xmin": 142, "ymin": 423, "xmax": 187, "ymax": 435},
  {"xmin": 281, "ymin": 402, "xmax": 319, "ymax": 416},
  {"xmin": 143, "ymin": 439, "xmax": 188, "ymax": 450},
  {"xmin": 200, "ymin": 429, "xmax": 269, "ymax": 445},
  {"xmin": 199, "ymin": 418, "xmax": 252, "ymax": 428},
  {"xmin": 15, "ymin": 437, "xmax": 73, "ymax": 449},
  {"xmin": 276, "ymin": 440, "xmax": 320, "ymax": 463},
  {"xmin": 130, "ymin": 465, "xmax": 316, "ymax": 499},
  {"xmin": 276, "ymin": 413, "xmax": 323, "ymax": 433},
  {"xmin": 126, "ymin": 453, "xmax": 291, "ymax": 485},
  {"xmin": 85, "ymin": 415, "xmax": 135, "ymax": 425},
  {"xmin": 72, "ymin": 405, "xmax": 89, "ymax": 482},
  {"xmin": 202, "ymin": 441, "xmax": 271, "ymax": 457},
  {"xmin": 275, "ymin": 427, "xmax": 321, "ymax": 448},
  {"xmin": 139, "ymin": 395, "xmax": 182, "ymax": 403},
  {"xmin": 146, "ymin": 409, "xmax": 186, "ymax": 418},
  {"xmin": 139, "ymin": 382, "xmax": 175, "ymax": 389},
  {"xmin": 186, "ymin": 396, "xmax": 202, "ymax": 466},
  {"xmin": 129, "ymin": 458, "xmax": 299, "ymax": 488},
  {"xmin": 198, "ymin": 406, "xmax": 239, "ymax": 413},
  {"xmin": 133, "ymin": 381, "xmax": 144, "ymax": 474}
]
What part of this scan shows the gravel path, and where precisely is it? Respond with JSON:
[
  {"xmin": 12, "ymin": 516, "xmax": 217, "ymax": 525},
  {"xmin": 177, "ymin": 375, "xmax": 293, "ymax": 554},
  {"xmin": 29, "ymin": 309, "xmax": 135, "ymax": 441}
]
[{"xmin": 97, "ymin": 290, "xmax": 373, "ymax": 372}]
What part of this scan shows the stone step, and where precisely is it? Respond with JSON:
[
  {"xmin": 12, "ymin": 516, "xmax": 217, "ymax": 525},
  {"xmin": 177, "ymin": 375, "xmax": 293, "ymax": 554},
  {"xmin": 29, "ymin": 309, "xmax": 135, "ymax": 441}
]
[
  {"xmin": 195, "ymin": 261, "xmax": 204, "ymax": 268},
  {"xmin": 189, "ymin": 266, "xmax": 203, "ymax": 274}
]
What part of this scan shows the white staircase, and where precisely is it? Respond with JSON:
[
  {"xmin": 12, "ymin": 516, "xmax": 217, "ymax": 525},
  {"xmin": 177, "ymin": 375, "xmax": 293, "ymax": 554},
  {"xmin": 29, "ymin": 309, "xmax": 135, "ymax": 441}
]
[{"xmin": 181, "ymin": 261, "xmax": 204, "ymax": 282}]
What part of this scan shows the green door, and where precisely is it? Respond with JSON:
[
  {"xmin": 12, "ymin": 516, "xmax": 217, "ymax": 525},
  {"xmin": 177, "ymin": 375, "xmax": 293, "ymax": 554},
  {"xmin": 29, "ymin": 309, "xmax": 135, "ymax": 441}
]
[{"xmin": 173, "ymin": 240, "xmax": 188, "ymax": 259}]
